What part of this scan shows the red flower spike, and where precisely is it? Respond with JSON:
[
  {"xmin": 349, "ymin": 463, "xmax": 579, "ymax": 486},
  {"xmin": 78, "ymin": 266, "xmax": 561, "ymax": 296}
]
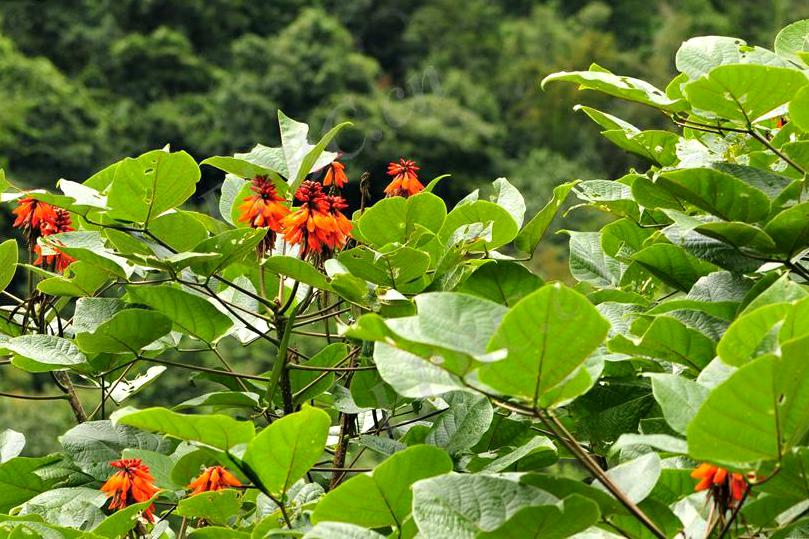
[
  {"xmin": 101, "ymin": 459, "xmax": 160, "ymax": 522},
  {"xmin": 323, "ymin": 161, "xmax": 348, "ymax": 188},
  {"xmin": 12, "ymin": 197, "xmax": 58, "ymax": 232},
  {"xmin": 187, "ymin": 466, "xmax": 242, "ymax": 495},
  {"xmin": 237, "ymin": 176, "xmax": 290, "ymax": 254},
  {"xmin": 385, "ymin": 158, "xmax": 423, "ymax": 197}
]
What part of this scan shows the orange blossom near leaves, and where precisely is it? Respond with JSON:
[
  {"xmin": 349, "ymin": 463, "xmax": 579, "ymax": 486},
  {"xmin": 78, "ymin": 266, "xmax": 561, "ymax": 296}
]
[
  {"xmin": 100, "ymin": 459, "xmax": 160, "ymax": 522},
  {"xmin": 385, "ymin": 158, "xmax": 423, "ymax": 197},
  {"xmin": 237, "ymin": 175, "xmax": 290, "ymax": 254},
  {"xmin": 281, "ymin": 180, "xmax": 351, "ymax": 258},
  {"xmin": 187, "ymin": 466, "xmax": 242, "ymax": 495},
  {"xmin": 323, "ymin": 160, "xmax": 348, "ymax": 188},
  {"xmin": 691, "ymin": 462, "xmax": 749, "ymax": 509},
  {"xmin": 12, "ymin": 198, "xmax": 75, "ymax": 272}
]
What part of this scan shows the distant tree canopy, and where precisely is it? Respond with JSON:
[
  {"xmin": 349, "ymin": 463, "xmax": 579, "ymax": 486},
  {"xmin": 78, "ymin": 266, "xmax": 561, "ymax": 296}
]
[{"xmin": 1, "ymin": 0, "xmax": 807, "ymax": 200}]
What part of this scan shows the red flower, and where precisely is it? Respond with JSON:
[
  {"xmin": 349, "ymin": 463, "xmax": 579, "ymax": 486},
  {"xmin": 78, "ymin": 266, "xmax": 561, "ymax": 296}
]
[
  {"xmin": 385, "ymin": 158, "xmax": 423, "ymax": 197},
  {"xmin": 691, "ymin": 463, "xmax": 748, "ymax": 508},
  {"xmin": 281, "ymin": 181, "xmax": 351, "ymax": 258},
  {"xmin": 187, "ymin": 466, "xmax": 241, "ymax": 495},
  {"xmin": 101, "ymin": 459, "xmax": 160, "ymax": 522},
  {"xmin": 12, "ymin": 197, "xmax": 57, "ymax": 231},
  {"xmin": 35, "ymin": 208, "xmax": 75, "ymax": 272},
  {"xmin": 323, "ymin": 161, "xmax": 348, "ymax": 188}
]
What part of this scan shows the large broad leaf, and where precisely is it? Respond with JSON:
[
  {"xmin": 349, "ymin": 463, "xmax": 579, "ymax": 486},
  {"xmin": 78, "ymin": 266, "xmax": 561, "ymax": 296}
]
[
  {"xmin": 514, "ymin": 181, "xmax": 577, "ymax": 255},
  {"xmin": 774, "ymin": 19, "xmax": 809, "ymax": 67},
  {"xmin": 458, "ymin": 261, "xmax": 543, "ymax": 307},
  {"xmin": 290, "ymin": 343, "xmax": 347, "ymax": 405},
  {"xmin": 688, "ymin": 335, "xmax": 809, "ymax": 468},
  {"xmin": 479, "ymin": 283, "xmax": 610, "ymax": 407},
  {"xmin": 764, "ymin": 201, "xmax": 809, "ymax": 256},
  {"xmin": 439, "ymin": 200, "xmax": 519, "ymax": 249},
  {"xmin": 0, "ymin": 430, "xmax": 24, "ymax": 463},
  {"xmin": 649, "ymin": 374, "xmax": 710, "ymax": 435},
  {"xmin": 17, "ymin": 487, "xmax": 107, "ymax": 530},
  {"xmin": 717, "ymin": 302, "xmax": 790, "ymax": 366},
  {"xmin": 411, "ymin": 473, "xmax": 557, "ymax": 539},
  {"xmin": 263, "ymin": 255, "xmax": 332, "ymax": 290},
  {"xmin": 0, "ymin": 455, "xmax": 60, "ymax": 513},
  {"xmin": 567, "ymin": 231, "xmax": 624, "ymax": 287},
  {"xmin": 0, "ymin": 239, "xmax": 17, "ymax": 292},
  {"xmin": 373, "ymin": 342, "xmax": 464, "ymax": 398},
  {"xmin": 111, "ymin": 407, "xmax": 255, "ymax": 451},
  {"xmin": 176, "ymin": 490, "xmax": 242, "ymax": 526},
  {"xmin": 676, "ymin": 36, "xmax": 792, "ymax": 79},
  {"xmin": 337, "ymin": 246, "xmax": 430, "ymax": 291},
  {"xmin": 312, "ymin": 445, "xmax": 452, "ymax": 529},
  {"xmin": 632, "ymin": 243, "xmax": 718, "ymax": 292},
  {"xmin": 477, "ymin": 494, "xmax": 600, "ymax": 539},
  {"xmin": 425, "ymin": 392, "xmax": 493, "ymax": 456},
  {"xmin": 75, "ymin": 309, "xmax": 172, "ymax": 354},
  {"xmin": 357, "ymin": 192, "xmax": 447, "ymax": 249},
  {"xmin": 4, "ymin": 334, "xmax": 87, "ymax": 373},
  {"xmin": 91, "ymin": 497, "xmax": 157, "ymax": 538},
  {"xmin": 242, "ymin": 405, "xmax": 330, "ymax": 498},
  {"xmin": 188, "ymin": 227, "xmax": 267, "ymax": 276},
  {"xmin": 542, "ymin": 64, "xmax": 687, "ymax": 112},
  {"xmin": 107, "ymin": 149, "xmax": 201, "ymax": 224},
  {"xmin": 595, "ymin": 453, "xmax": 661, "ymax": 504},
  {"xmin": 491, "ymin": 177, "xmax": 526, "ymax": 227},
  {"xmin": 202, "ymin": 157, "xmax": 286, "ymax": 195},
  {"xmin": 658, "ymin": 168, "xmax": 771, "ymax": 223},
  {"xmin": 683, "ymin": 64, "xmax": 808, "ymax": 123},
  {"xmin": 305, "ymin": 523, "xmax": 385, "ymax": 539},
  {"xmin": 125, "ymin": 285, "xmax": 233, "ymax": 343},
  {"xmin": 609, "ymin": 315, "xmax": 715, "ymax": 371}
]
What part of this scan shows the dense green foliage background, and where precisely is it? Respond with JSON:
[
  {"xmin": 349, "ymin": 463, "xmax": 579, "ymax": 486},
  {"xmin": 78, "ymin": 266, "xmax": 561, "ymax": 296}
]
[{"xmin": 2, "ymin": 0, "xmax": 809, "ymax": 455}]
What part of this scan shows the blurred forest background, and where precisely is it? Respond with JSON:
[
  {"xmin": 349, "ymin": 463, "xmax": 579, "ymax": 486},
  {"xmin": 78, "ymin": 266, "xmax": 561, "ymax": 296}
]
[{"xmin": 2, "ymin": 0, "xmax": 808, "ymax": 452}]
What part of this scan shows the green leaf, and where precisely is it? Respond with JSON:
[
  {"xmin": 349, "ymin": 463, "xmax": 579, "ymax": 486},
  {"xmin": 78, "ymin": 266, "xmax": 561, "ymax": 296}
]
[
  {"xmin": 36, "ymin": 261, "xmax": 110, "ymax": 297},
  {"xmin": 111, "ymin": 407, "xmax": 255, "ymax": 450},
  {"xmin": 632, "ymin": 243, "xmax": 718, "ymax": 292},
  {"xmin": 476, "ymin": 494, "xmax": 600, "ymax": 539},
  {"xmin": 479, "ymin": 283, "xmax": 610, "ymax": 407},
  {"xmin": 0, "ymin": 455, "xmax": 60, "ymax": 513},
  {"xmin": 411, "ymin": 473, "xmax": 557, "ymax": 538},
  {"xmin": 425, "ymin": 392, "xmax": 493, "ymax": 456},
  {"xmin": 373, "ymin": 342, "xmax": 464, "ymax": 398},
  {"xmin": 658, "ymin": 168, "xmax": 771, "ymax": 223},
  {"xmin": 337, "ymin": 246, "xmax": 430, "ymax": 291},
  {"xmin": 542, "ymin": 64, "xmax": 687, "ymax": 112},
  {"xmin": 649, "ymin": 374, "xmax": 710, "ymax": 435},
  {"xmin": 567, "ymin": 231, "xmax": 624, "ymax": 287},
  {"xmin": 491, "ymin": 177, "xmax": 526, "ymax": 227},
  {"xmin": 515, "ymin": 181, "xmax": 577, "ymax": 255},
  {"xmin": 312, "ymin": 445, "xmax": 452, "ymax": 529},
  {"xmin": 764, "ymin": 200, "xmax": 809, "ymax": 256},
  {"xmin": 0, "ymin": 240, "xmax": 17, "ymax": 292},
  {"xmin": 608, "ymin": 316, "xmax": 716, "ymax": 371},
  {"xmin": 595, "ymin": 453, "xmax": 661, "ymax": 504},
  {"xmin": 439, "ymin": 200, "xmax": 520, "ymax": 249},
  {"xmin": 91, "ymin": 497, "xmax": 157, "ymax": 538},
  {"xmin": 17, "ymin": 487, "xmax": 107, "ymax": 530},
  {"xmin": 695, "ymin": 221, "xmax": 776, "ymax": 254},
  {"xmin": 0, "ymin": 430, "xmax": 24, "ymax": 463},
  {"xmin": 242, "ymin": 405, "xmax": 330, "ymax": 497},
  {"xmin": 148, "ymin": 210, "xmax": 209, "ymax": 252},
  {"xmin": 290, "ymin": 343, "xmax": 347, "ymax": 405},
  {"xmin": 4, "ymin": 335, "xmax": 87, "ymax": 373},
  {"xmin": 775, "ymin": 19, "xmax": 809, "ymax": 66},
  {"xmin": 688, "ymin": 336, "xmax": 809, "ymax": 468},
  {"xmin": 459, "ymin": 261, "xmax": 543, "ymax": 307},
  {"xmin": 76, "ymin": 309, "xmax": 172, "ymax": 354},
  {"xmin": 294, "ymin": 120, "xmax": 352, "ymax": 187},
  {"xmin": 263, "ymin": 255, "xmax": 331, "ymax": 290},
  {"xmin": 43, "ymin": 231, "xmax": 133, "ymax": 279},
  {"xmin": 683, "ymin": 64, "xmax": 808, "ymax": 123},
  {"xmin": 125, "ymin": 285, "xmax": 233, "ymax": 343},
  {"xmin": 177, "ymin": 490, "xmax": 241, "ymax": 526},
  {"xmin": 717, "ymin": 303, "xmax": 790, "ymax": 366},
  {"xmin": 676, "ymin": 36, "xmax": 791, "ymax": 79},
  {"xmin": 188, "ymin": 227, "xmax": 267, "ymax": 276},
  {"xmin": 357, "ymin": 192, "xmax": 447, "ymax": 249},
  {"xmin": 305, "ymin": 523, "xmax": 385, "ymax": 539},
  {"xmin": 107, "ymin": 149, "xmax": 201, "ymax": 224}
]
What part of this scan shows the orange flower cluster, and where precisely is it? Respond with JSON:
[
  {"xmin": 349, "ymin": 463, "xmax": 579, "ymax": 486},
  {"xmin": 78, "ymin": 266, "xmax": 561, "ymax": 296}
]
[
  {"xmin": 100, "ymin": 459, "xmax": 160, "ymax": 522},
  {"xmin": 691, "ymin": 463, "xmax": 748, "ymax": 508},
  {"xmin": 281, "ymin": 180, "xmax": 352, "ymax": 258},
  {"xmin": 323, "ymin": 161, "xmax": 348, "ymax": 188},
  {"xmin": 238, "ymin": 176, "xmax": 290, "ymax": 254},
  {"xmin": 12, "ymin": 197, "xmax": 75, "ymax": 272},
  {"xmin": 385, "ymin": 158, "xmax": 423, "ymax": 197},
  {"xmin": 187, "ymin": 465, "xmax": 241, "ymax": 495}
]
